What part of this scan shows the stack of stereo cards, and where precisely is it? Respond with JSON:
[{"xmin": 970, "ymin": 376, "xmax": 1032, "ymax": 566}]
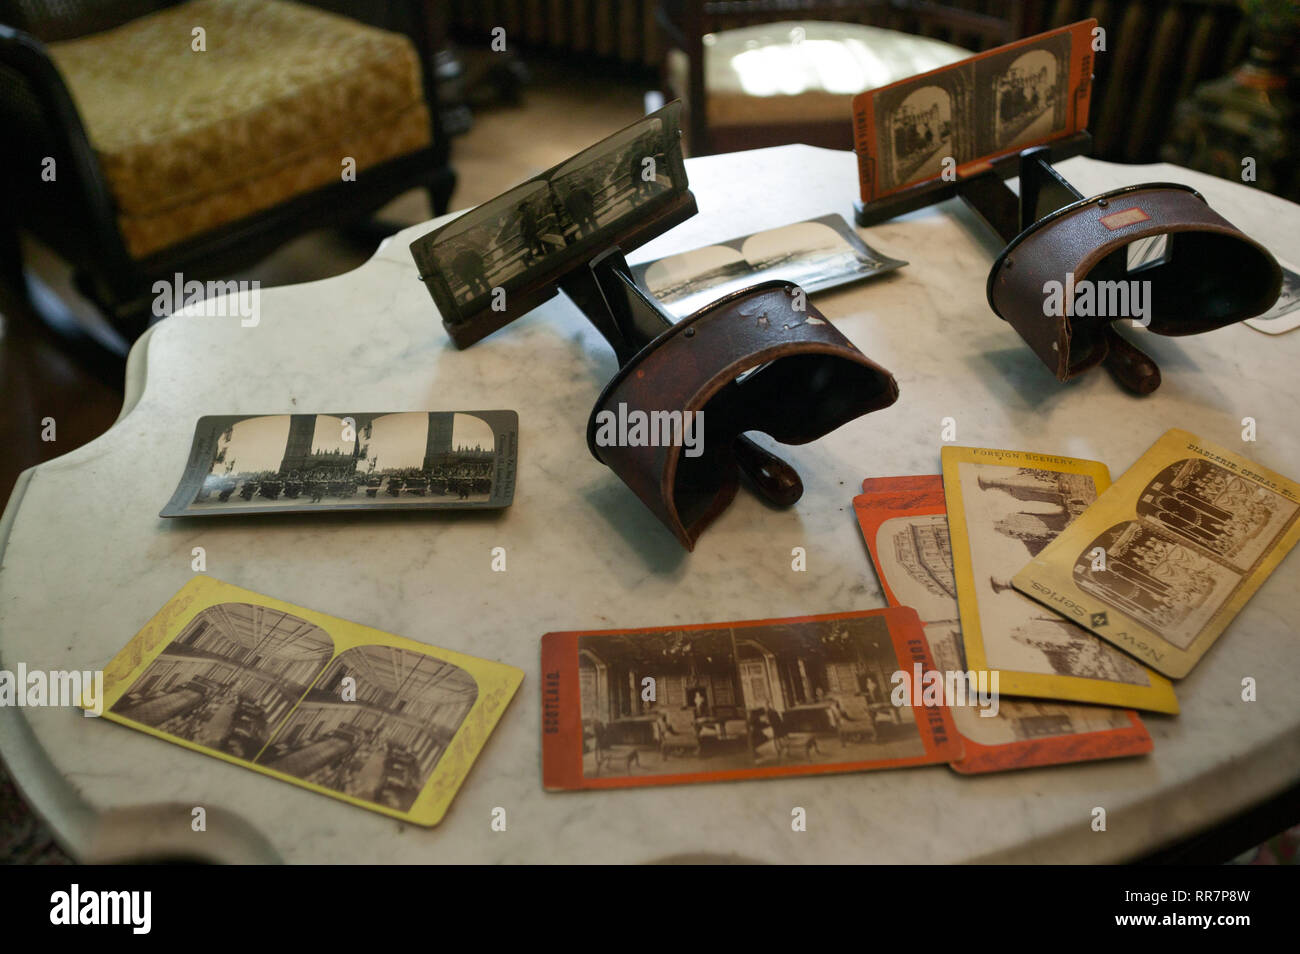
[
  {"xmin": 540, "ymin": 427, "xmax": 1298, "ymax": 789},
  {"xmin": 853, "ymin": 428, "xmax": 1299, "ymax": 774}
]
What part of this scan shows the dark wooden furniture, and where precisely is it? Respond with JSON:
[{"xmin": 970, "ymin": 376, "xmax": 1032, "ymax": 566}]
[
  {"xmin": 656, "ymin": 0, "xmax": 1028, "ymax": 155},
  {"xmin": 0, "ymin": 0, "xmax": 457, "ymax": 350},
  {"xmin": 1044, "ymin": 0, "xmax": 1256, "ymax": 167},
  {"xmin": 446, "ymin": 1, "xmax": 1262, "ymax": 170}
]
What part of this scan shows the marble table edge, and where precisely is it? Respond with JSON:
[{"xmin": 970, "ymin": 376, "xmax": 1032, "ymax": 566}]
[{"xmin": 0, "ymin": 221, "xmax": 443, "ymax": 863}]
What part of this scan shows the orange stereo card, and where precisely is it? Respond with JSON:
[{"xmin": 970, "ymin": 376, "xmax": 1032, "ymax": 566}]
[
  {"xmin": 852, "ymin": 19, "xmax": 1097, "ymax": 203},
  {"xmin": 541, "ymin": 607, "xmax": 961, "ymax": 790}
]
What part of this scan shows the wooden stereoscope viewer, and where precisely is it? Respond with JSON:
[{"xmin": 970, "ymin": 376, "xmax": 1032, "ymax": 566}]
[
  {"xmin": 410, "ymin": 102, "xmax": 898, "ymax": 549},
  {"xmin": 855, "ymin": 136, "xmax": 1281, "ymax": 396}
]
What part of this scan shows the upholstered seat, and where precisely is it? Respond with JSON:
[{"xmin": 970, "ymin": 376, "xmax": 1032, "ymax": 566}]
[
  {"xmin": 670, "ymin": 21, "xmax": 970, "ymax": 126},
  {"xmin": 47, "ymin": 0, "xmax": 432, "ymax": 258},
  {"xmin": 667, "ymin": 20, "xmax": 969, "ymax": 151}
]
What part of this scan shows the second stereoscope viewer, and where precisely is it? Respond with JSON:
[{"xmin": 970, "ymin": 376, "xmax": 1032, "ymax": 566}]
[
  {"xmin": 855, "ymin": 133, "xmax": 1282, "ymax": 396},
  {"xmin": 409, "ymin": 102, "xmax": 897, "ymax": 550}
]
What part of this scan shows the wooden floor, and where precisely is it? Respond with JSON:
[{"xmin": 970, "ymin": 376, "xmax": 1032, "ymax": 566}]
[{"xmin": 0, "ymin": 60, "xmax": 645, "ymax": 863}]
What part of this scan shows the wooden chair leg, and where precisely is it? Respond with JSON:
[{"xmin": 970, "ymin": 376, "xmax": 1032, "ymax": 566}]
[
  {"xmin": 0, "ymin": 222, "xmax": 28, "ymax": 310},
  {"xmin": 427, "ymin": 168, "xmax": 457, "ymax": 217}
]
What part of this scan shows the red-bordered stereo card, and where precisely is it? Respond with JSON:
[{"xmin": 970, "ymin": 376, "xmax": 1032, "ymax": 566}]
[
  {"xmin": 541, "ymin": 607, "xmax": 962, "ymax": 791},
  {"xmin": 852, "ymin": 19, "xmax": 1097, "ymax": 203},
  {"xmin": 854, "ymin": 476, "xmax": 1151, "ymax": 774}
]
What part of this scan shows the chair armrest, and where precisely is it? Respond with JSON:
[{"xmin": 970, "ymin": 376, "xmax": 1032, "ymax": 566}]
[
  {"xmin": 0, "ymin": 24, "xmax": 132, "ymax": 273},
  {"xmin": 654, "ymin": 1, "xmax": 708, "ymax": 152}
]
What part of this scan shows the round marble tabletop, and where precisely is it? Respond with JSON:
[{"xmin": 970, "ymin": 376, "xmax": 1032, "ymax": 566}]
[{"xmin": 2, "ymin": 147, "xmax": 1297, "ymax": 863}]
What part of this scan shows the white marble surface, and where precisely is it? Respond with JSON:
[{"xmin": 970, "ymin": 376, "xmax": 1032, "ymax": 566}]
[{"xmin": 2, "ymin": 147, "xmax": 1298, "ymax": 863}]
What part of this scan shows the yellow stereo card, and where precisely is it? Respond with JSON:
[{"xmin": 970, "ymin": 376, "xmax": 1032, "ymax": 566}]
[
  {"xmin": 941, "ymin": 446, "xmax": 1178, "ymax": 713},
  {"xmin": 1014, "ymin": 429, "xmax": 1300, "ymax": 678},
  {"xmin": 90, "ymin": 576, "xmax": 522, "ymax": 826}
]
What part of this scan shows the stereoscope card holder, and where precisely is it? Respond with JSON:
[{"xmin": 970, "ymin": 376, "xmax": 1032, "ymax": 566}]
[
  {"xmin": 852, "ymin": 21, "xmax": 1282, "ymax": 396},
  {"xmin": 410, "ymin": 102, "xmax": 899, "ymax": 549}
]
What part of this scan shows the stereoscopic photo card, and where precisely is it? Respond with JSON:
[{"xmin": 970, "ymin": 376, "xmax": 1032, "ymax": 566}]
[
  {"xmin": 1014, "ymin": 429, "xmax": 1300, "ymax": 678},
  {"xmin": 630, "ymin": 213, "xmax": 906, "ymax": 319},
  {"xmin": 851, "ymin": 19, "xmax": 1096, "ymax": 202},
  {"xmin": 853, "ymin": 477, "xmax": 1151, "ymax": 774},
  {"xmin": 161, "ymin": 410, "xmax": 517, "ymax": 517},
  {"xmin": 540, "ymin": 608, "xmax": 962, "ymax": 791},
  {"xmin": 941, "ymin": 447, "xmax": 1178, "ymax": 714},
  {"xmin": 409, "ymin": 100, "xmax": 695, "ymax": 347},
  {"xmin": 92, "ymin": 577, "xmax": 523, "ymax": 826}
]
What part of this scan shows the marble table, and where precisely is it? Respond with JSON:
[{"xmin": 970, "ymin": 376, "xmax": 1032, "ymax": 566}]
[{"xmin": 2, "ymin": 146, "xmax": 1297, "ymax": 864}]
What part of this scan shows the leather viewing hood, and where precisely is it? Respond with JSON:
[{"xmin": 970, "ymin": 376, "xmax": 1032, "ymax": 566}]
[
  {"xmin": 587, "ymin": 280, "xmax": 898, "ymax": 550},
  {"xmin": 409, "ymin": 102, "xmax": 900, "ymax": 550},
  {"xmin": 858, "ymin": 139, "xmax": 1284, "ymax": 394},
  {"xmin": 988, "ymin": 182, "xmax": 1282, "ymax": 383}
]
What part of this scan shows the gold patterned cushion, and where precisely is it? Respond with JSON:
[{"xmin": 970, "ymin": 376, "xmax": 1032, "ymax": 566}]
[
  {"xmin": 48, "ymin": 0, "xmax": 432, "ymax": 258},
  {"xmin": 667, "ymin": 20, "xmax": 970, "ymax": 127}
]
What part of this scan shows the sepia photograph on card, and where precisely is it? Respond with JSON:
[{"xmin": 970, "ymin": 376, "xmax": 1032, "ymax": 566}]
[
  {"xmin": 541, "ymin": 608, "xmax": 962, "ymax": 791},
  {"xmin": 853, "ymin": 477, "xmax": 1151, "ymax": 774},
  {"xmin": 1013, "ymin": 429, "xmax": 1300, "ymax": 678},
  {"xmin": 410, "ymin": 101, "xmax": 693, "ymax": 343},
  {"xmin": 161, "ymin": 410, "xmax": 517, "ymax": 517},
  {"xmin": 631, "ymin": 213, "xmax": 905, "ymax": 319},
  {"xmin": 851, "ymin": 20, "xmax": 1095, "ymax": 202},
  {"xmin": 941, "ymin": 446, "xmax": 1178, "ymax": 713},
  {"xmin": 94, "ymin": 577, "xmax": 523, "ymax": 826}
]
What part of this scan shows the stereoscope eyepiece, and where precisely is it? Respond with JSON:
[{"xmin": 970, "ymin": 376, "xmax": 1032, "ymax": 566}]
[
  {"xmin": 859, "ymin": 138, "xmax": 1282, "ymax": 395},
  {"xmin": 984, "ymin": 148, "xmax": 1281, "ymax": 393},
  {"xmin": 410, "ymin": 103, "xmax": 898, "ymax": 549}
]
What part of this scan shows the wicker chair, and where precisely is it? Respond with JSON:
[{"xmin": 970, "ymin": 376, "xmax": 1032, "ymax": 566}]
[{"xmin": 0, "ymin": 0, "xmax": 457, "ymax": 348}]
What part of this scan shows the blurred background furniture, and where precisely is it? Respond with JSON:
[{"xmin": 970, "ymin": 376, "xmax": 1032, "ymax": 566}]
[
  {"xmin": 1161, "ymin": 0, "xmax": 1299, "ymax": 203},
  {"xmin": 1037, "ymin": 0, "xmax": 1281, "ymax": 168},
  {"xmin": 442, "ymin": 0, "xmax": 1274, "ymax": 171},
  {"xmin": 656, "ymin": 0, "xmax": 1023, "ymax": 154},
  {"xmin": 0, "ymin": 0, "xmax": 457, "ymax": 350}
]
